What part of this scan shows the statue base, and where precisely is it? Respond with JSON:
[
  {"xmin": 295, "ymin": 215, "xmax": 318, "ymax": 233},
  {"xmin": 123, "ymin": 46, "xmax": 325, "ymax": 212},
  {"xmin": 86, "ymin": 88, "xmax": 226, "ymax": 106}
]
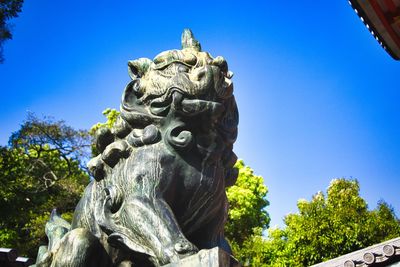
[{"xmin": 162, "ymin": 247, "xmax": 241, "ymax": 267}]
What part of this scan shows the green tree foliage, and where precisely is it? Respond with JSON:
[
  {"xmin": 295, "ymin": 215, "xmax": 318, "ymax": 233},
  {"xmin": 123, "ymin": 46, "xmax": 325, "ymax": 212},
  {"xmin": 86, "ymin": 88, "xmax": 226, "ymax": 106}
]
[
  {"xmin": 0, "ymin": 0, "xmax": 24, "ymax": 63},
  {"xmin": 260, "ymin": 178, "xmax": 400, "ymax": 267},
  {"xmin": 0, "ymin": 114, "xmax": 90, "ymax": 257},
  {"xmin": 225, "ymin": 160, "xmax": 270, "ymax": 265},
  {"xmin": 89, "ymin": 108, "xmax": 120, "ymax": 155},
  {"xmin": 89, "ymin": 108, "xmax": 120, "ymax": 135}
]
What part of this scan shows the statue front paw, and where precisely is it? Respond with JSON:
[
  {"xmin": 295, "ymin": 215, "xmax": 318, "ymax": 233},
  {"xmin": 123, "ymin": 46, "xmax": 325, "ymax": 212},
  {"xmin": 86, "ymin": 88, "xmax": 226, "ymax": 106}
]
[{"xmin": 174, "ymin": 240, "xmax": 198, "ymax": 258}]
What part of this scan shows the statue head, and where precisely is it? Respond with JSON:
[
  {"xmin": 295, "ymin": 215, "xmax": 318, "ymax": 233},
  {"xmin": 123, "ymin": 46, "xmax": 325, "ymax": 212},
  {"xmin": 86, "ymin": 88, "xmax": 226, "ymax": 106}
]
[
  {"xmin": 92, "ymin": 29, "xmax": 239, "ymax": 187},
  {"xmin": 126, "ymin": 29, "xmax": 234, "ymax": 102}
]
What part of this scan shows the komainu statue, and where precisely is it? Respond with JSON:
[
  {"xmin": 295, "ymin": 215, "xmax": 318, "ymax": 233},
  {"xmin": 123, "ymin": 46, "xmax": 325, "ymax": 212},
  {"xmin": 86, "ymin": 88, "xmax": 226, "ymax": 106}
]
[{"xmin": 33, "ymin": 29, "xmax": 239, "ymax": 267}]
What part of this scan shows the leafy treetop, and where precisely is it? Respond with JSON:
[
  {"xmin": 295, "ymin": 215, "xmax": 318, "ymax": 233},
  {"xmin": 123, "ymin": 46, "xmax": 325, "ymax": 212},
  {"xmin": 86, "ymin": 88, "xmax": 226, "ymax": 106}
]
[
  {"xmin": 0, "ymin": 0, "xmax": 24, "ymax": 63},
  {"xmin": 239, "ymin": 178, "xmax": 400, "ymax": 267},
  {"xmin": 0, "ymin": 114, "xmax": 89, "ymax": 257}
]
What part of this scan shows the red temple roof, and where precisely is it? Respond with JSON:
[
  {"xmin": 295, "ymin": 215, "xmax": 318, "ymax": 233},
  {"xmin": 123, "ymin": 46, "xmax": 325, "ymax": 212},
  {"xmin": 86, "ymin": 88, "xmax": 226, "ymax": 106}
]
[{"xmin": 349, "ymin": 0, "xmax": 400, "ymax": 60}]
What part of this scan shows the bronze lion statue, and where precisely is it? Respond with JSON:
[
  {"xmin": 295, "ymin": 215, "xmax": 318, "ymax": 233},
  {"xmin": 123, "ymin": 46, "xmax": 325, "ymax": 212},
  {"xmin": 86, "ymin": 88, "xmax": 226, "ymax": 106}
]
[{"xmin": 33, "ymin": 29, "xmax": 239, "ymax": 267}]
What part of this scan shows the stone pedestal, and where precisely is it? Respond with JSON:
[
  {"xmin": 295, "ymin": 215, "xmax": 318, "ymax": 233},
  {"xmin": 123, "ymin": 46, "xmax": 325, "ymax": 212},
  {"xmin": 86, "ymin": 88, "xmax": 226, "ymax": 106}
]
[{"xmin": 162, "ymin": 248, "xmax": 241, "ymax": 267}]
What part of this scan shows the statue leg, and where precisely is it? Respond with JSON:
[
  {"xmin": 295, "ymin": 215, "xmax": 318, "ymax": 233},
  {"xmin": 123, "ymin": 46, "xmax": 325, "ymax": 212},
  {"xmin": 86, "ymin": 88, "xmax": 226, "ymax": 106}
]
[
  {"xmin": 184, "ymin": 195, "xmax": 232, "ymax": 254},
  {"xmin": 50, "ymin": 228, "xmax": 112, "ymax": 267}
]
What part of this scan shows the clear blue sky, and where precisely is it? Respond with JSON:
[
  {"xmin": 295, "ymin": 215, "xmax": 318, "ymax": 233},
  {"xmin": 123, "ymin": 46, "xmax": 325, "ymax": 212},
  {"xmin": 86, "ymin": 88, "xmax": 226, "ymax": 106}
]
[{"xmin": 1, "ymin": 1, "xmax": 399, "ymax": 227}]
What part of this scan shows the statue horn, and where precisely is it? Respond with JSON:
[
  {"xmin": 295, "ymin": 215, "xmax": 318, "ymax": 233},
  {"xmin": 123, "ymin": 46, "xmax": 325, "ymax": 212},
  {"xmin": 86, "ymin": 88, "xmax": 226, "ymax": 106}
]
[{"xmin": 181, "ymin": 29, "xmax": 201, "ymax": 52}]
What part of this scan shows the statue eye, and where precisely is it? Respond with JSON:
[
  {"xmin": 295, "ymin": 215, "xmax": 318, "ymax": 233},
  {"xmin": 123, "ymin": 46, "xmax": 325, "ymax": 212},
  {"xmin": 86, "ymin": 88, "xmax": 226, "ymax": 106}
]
[{"xmin": 177, "ymin": 64, "xmax": 190, "ymax": 73}]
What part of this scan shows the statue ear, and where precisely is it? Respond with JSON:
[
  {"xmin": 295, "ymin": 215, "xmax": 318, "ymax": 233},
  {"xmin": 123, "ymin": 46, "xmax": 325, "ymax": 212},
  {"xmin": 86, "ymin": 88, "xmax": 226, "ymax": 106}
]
[
  {"xmin": 211, "ymin": 56, "xmax": 228, "ymax": 74},
  {"xmin": 128, "ymin": 58, "xmax": 152, "ymax": 79}
]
